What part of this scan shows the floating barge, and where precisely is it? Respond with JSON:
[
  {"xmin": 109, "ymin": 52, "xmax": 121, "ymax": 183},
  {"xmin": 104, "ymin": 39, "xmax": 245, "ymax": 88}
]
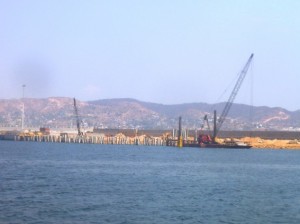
[
  {"xmin": 166, "ymin": 136, "xmax": 252, "ymax": 149},
  {"xmin": 182, "ymin": 141, "xmax": 252, "ymax": 149}
]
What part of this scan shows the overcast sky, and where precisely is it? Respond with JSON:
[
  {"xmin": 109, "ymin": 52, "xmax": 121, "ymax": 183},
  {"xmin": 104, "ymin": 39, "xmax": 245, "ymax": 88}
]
[{"xmin": 0, "ymin": 0, "xmax": 299, "ymax": 110}]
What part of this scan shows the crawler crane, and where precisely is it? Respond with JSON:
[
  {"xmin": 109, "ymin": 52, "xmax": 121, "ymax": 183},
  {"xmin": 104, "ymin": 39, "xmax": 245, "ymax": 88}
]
[{"xmin": 182, "ymin": 54, "xmax": 254, "ymax": 148}]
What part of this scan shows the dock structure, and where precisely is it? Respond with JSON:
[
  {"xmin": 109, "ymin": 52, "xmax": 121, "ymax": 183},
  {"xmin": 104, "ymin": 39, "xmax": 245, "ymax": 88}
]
[
  {"xmin": 1, "ymin": 131, "xmax": 169, "ymax": 146},
  {"xmin": 1, "ymin": 129, "xmax": 300, "ymax": 148},
  {"xmin": 0, "ymin": 128, "xmax": 188, "ymax": 147}
]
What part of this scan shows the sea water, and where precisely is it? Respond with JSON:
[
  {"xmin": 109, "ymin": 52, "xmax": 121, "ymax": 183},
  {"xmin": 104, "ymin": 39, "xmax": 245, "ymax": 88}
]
[{"xmin": 1, "ymin": 141, "xmax": 300, "ymax": 224}]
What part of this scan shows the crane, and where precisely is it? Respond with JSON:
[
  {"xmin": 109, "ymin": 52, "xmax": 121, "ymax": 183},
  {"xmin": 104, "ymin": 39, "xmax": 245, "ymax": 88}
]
[
  {"xmin": 212, "ymin": 53, "xmax": 254, "ymax": 141},
  {"xmin": 200, "ymin": 114, "xmax": 211, "ymax": 134},
  {"xmin": 73, "ymin": 98, "xmax": 83, "ymax": 136}
]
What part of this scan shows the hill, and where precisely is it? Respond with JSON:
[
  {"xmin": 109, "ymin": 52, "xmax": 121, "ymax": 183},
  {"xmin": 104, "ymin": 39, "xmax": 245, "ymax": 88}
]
[{"xmin": 0, "ymin": 97, "xmax": 299, "ymax": 130}]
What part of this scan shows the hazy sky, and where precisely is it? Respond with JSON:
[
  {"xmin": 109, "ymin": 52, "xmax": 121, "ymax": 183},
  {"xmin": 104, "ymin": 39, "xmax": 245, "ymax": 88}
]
[{"xmin": 0, "ymin": 0, "xmax": 299, "ymax": 110}]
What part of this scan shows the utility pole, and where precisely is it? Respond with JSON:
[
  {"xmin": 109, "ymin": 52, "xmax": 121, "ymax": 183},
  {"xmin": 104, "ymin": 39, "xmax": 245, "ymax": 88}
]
[{"xmin": 21, "ymin": 84, "xmax": 26, "ymax": 130}]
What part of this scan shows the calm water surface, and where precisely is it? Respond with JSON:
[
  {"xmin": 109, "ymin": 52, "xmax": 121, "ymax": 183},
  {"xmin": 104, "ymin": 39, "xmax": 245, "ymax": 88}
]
[{"xmin": 1, "ymin": 141, "xmax": 300, "ymax": 223}]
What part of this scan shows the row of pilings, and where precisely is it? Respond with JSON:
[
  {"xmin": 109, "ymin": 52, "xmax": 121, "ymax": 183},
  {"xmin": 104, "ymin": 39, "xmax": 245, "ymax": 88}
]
[{"xmin": 14, "ymin": 134, "xmax": 168, "ymax": 146}]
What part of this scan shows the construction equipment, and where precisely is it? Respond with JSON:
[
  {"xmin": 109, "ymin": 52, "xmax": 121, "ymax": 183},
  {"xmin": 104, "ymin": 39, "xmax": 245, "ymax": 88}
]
[
  {"xmin": 201, "ymin": 114, "xmax": 211, "ymax": 133},
  {"xmin": 171, "ymin": 54, "xmax": 254, "ymax": 149},
  {"xmin": 198, "ymin": 53, "xmax": 254, "ymax": 145},
  {"xmin": 73, "ymin": 98, "xmax": 83, "ymax": 136},
  {"xmin": 197, "ymin": 114, "xmax": 213, "ymax": 144},
  {"xmin": 213, "ymin": 53, "xmax": 254, "ymax": 141}
]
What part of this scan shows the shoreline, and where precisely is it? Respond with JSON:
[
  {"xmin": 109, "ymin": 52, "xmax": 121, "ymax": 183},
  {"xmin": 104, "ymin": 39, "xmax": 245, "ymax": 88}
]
[
  {"xmin": 1, "ymin": 129, "xmax": 300, "ymax": 149},
  {"xmin": 238, "ymin": 137, "xmax": 300, "ymax": 150}
]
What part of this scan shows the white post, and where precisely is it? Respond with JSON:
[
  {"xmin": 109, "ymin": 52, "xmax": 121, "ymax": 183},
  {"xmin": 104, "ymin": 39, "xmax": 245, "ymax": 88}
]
[{"xmin": 21, "ymin": 84, "xmax": 26, "ymax": 130}]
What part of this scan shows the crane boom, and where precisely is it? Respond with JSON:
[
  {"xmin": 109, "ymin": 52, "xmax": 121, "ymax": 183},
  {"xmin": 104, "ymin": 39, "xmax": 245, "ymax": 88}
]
[
  {"xmin": 214, "ymin": 53, "xmax": 254, "ymax": 138},
  {"xmin": 73, "ymin": 98, "xmax": 82, "ymax": 136}
]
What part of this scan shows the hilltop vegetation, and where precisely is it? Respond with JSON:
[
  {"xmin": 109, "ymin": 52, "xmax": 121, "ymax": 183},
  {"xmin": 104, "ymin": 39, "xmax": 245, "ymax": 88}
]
[{"xmin": 0, "ymin": 97, "xmax": 299, "ymax": 131}]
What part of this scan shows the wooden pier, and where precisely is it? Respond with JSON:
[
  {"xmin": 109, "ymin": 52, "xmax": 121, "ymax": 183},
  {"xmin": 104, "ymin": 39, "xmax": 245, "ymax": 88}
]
[{"xmin": 9, "ymin": 133, "xmax": 168, "ymax": 146}]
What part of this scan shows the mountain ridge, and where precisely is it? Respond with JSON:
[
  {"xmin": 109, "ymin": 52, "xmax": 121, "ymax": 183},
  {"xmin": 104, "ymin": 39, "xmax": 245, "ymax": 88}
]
[{"xmin": 0, "ymin": 97, "xmax": 299, "ymax": 130}]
